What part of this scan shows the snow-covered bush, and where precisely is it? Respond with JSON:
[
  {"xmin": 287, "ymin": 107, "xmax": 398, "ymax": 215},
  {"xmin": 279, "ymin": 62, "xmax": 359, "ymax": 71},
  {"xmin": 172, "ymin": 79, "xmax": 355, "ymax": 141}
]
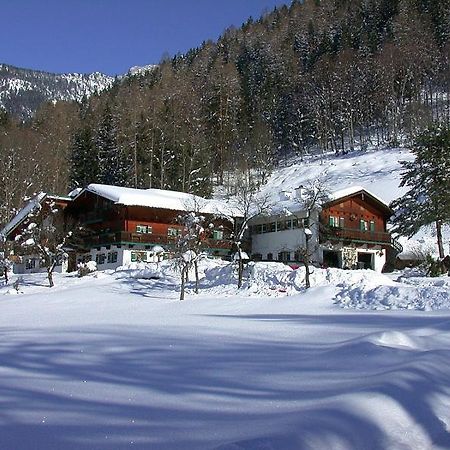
[
  {"xmin": 77, "ymin": 260, "xmax": 97, "ymax": 277},
  {"xmin": 116, "ymin": 262, "xmax": 162, "ymax": 280},
  {"xmin": 419, "ymin": 255, "xmax": 449, "ymax": 277}
]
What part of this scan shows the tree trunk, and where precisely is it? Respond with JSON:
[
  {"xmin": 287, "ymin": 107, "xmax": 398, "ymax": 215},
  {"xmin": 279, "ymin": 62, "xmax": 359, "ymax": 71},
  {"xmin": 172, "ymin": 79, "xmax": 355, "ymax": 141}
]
[
  {"xmin": 47, "ymin": 268, "xmax": 54, "ymax": 288},
  {"xmin": 194, "ymin": 260, "xmax": 199, "ymax": 294},
  {"xmin": 304, "ymin": 261, "xmax": 311, "ymax": 289},
  {"xmin": 436, "ymin": 220, "xmax": 445, "ymax": 259},
  {"xmin": 180, "ymin": 266, "xmax": 187, "ymax": 301},
  {"xmin": 237, "ymin": 249, "xmax": 244, "ymax": 289}
]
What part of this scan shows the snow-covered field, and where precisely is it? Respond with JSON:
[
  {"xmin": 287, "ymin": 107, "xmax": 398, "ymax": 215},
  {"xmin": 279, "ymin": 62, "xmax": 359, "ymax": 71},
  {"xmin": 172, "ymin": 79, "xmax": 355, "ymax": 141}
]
[{"xmin": 1, "ymin": 260, "xmax": 450, "ymax": 450}]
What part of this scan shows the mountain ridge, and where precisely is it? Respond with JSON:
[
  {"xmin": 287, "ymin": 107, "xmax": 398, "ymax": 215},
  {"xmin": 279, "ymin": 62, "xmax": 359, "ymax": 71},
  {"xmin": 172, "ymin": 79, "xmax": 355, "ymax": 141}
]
[{"xmin": 0, "ymin": 63, "xmax": 116, "ymax": 119}]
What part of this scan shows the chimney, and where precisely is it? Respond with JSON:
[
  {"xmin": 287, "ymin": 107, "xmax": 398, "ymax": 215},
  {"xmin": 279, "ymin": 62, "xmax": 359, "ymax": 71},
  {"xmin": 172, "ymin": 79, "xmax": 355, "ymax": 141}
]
[
  {"xmin": 279, "ymin": 190, "xmax": 293, "ymax": 201},
  {"xmin": 295, "ymin": 185, "xmax": 304, "ymax": 199}
]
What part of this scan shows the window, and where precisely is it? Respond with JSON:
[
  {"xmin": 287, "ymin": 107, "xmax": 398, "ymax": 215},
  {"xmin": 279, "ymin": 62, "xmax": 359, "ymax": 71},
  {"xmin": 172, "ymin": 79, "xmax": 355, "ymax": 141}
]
[
  {"xmin": 168, "ymin": 227, "xmax": 182, "ymax": 237},
  {"xmin": 212, "ymin": 230, "xmax": 224, "ymax": 240},
  {"xmin": 77, "ymin": 254, "xmax": 91, "ymax": 264},
  {"xmin": 96, "ymin": 253, "xmax": 106, "ymax": 265},
  {"xmin": 267, "ymin": 253, "xmax": 273, "ymax": 261},
  {"xmin": 107, "ymin": 252, "xmax": 118, "ymax": 263},
  {"xmin": 278, "ymin": 251, "xmax": 291, "ymax": 262},
  {"xmin": 276, "ymin": 221, "xmax": 285, "ymax": 231},
  {"xmin": 329, "ymin": 216, "xmax": 339, "ymax": 227},
  {"xmin": 131, "ymin": 251, "xmax": 147, "ymax": 262},
  {"xmin": 300, "ymin": 218, "xmax": 310, "ymax": 228},
  {"xmin": 360, "ymin": 219, "xmax": 368, "ymax": 231},
  {"xmin": 25, "ymin": 259, "xmax": 36, "ymax": 270},
  {"xmin": 136, "ymin": 224, "xmax": 152, "ymax": 234},
  {"xmin": 267, "ymin": 222, "xmax": 276, "ymax": 233},
  {"xmin": 369, "ymin": 221, "xmax": 375, "ymax": 232},
  {"xmin": 339, "ymin": 217, "xmax": 345, "ymax": 228},
  {"xmin": 294, "ymin": 251, "xmax": 303, "ymax": 262}
]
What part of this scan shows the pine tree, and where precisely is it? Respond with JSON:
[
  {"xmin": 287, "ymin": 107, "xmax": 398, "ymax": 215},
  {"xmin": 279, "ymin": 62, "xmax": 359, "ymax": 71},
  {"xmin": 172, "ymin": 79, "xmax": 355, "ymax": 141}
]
[
  {"xmin": 390, "ymin": 124, "xmax": 450, "ymax": 258},
  {"xmin": 96, "ymin": 105, "xmax": 130, "ymax": 186},
  {"xmin": 69, "ymin": 126, "xmax": 99, "ymax": 188}
]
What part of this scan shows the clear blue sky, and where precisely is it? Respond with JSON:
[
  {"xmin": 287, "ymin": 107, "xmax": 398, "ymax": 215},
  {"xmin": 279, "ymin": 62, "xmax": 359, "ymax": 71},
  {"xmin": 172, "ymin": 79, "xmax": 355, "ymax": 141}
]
[{"xmin": 2, "ymin": 0, "xmax": 290, "ymax": 75}]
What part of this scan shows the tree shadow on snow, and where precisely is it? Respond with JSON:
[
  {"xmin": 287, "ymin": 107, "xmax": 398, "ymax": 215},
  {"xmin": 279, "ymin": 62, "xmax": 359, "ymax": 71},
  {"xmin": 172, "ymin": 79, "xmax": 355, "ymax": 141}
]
[{"xmin": 0, "ymin": 322, "xmax": 449, "ymax": 450}]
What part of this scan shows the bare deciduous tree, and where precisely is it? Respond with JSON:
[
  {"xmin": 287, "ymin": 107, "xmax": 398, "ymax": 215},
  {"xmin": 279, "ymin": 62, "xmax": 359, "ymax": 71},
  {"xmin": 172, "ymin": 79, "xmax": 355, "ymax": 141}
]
[
  {"xmin": 226, "ymin": 174, "xmax": 272, "ymax": 288},
  {"xmin": 16, "ymin": 198, "xmax": 75, "ymax": 288},
  {"xmin": 290, "ymin": 180, "xmax": 330, "ymax": 289}
]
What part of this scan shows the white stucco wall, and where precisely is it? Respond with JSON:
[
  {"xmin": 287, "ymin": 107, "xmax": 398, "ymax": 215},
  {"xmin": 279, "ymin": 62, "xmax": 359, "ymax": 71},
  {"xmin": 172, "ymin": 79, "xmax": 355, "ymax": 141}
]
[
  {"xmin": 13, "ymin": 256, "xmax": 68, "ymax": 274},
  {"xmin": 84, "ymin": 245, "xmax": 165, "ymax": 271},
  {"xmin": 250, "ymin": 211, "xmax": 321, "ymax": 263},
  {"xmin": 252, "ymin": 229, "xmax": 307, "ymax": 260}
]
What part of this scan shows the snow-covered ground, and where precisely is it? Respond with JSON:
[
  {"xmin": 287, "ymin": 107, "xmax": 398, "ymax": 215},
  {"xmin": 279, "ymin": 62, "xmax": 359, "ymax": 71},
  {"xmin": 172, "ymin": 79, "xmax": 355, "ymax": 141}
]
[{"xmin": 1, "ymin": 260, "xmax": 450, "ymax": 450}]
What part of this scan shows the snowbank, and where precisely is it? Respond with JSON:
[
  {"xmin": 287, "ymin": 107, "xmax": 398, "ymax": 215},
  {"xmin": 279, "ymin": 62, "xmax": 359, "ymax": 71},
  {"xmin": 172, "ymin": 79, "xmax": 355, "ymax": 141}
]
[
  {"xmin": 335, "ymin": 274, "xmax": 450, "ymax": 311},
  {"xmin": 115, "ymin": 261, "xmax": 165, "ymax": 280},
  {"xmin": 202, "ymin": 261, "xmax": 450, "ymax": 310},
  {"xmin": 116, "ymin": 259, "xmax": 450, "ymax": 311}
]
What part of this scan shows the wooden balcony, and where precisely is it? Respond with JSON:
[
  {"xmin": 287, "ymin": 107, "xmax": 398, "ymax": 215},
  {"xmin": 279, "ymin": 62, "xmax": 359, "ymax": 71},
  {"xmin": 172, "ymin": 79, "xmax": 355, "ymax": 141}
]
[
  {"xmin": 321, "ymin": 227, "xmax": 403, "ymax": 253},
  {"xmin": 82, "ymin": 231, "xmax": 232, "ymax": 250}
]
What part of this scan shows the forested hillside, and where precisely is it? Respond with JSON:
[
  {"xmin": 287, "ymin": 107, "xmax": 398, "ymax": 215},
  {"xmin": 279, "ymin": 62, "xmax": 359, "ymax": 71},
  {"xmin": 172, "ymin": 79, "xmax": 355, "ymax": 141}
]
[{"xmin": 0, "ymin": 0, "xmax": 449, "ymax": 225}]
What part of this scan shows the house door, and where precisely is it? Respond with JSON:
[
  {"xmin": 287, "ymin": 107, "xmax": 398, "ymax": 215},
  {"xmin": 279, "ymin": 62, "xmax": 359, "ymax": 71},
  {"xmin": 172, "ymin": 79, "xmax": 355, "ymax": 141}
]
[
  {"xmin": 323, "ymin": 250, "xmax": 340, "ymax": 268},
  {"xmin": 357, "ymin": 252, "xmax": 373, "ymax": 270}
]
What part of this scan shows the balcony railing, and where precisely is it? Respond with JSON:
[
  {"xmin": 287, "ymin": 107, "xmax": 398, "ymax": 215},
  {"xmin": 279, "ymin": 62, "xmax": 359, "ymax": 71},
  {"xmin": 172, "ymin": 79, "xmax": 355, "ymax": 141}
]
[
  {"xmin": 82, "ymin": 231, "xmax": 232, "ymax": 250},
  {"xmin": 321, "ymin": 227, "xmax": 403, "ymax": 253}
]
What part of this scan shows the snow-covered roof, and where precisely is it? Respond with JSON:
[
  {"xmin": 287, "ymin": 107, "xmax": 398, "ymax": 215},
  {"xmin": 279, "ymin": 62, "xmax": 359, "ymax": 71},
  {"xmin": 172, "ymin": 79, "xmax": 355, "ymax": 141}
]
[
  {"xmin": 326, "ymin": 185, "xmax": 393, "ymax": 217},
  {"xmin": 0, "ymin": 192, "xmax": 47, "ymax": 239},
  {"xmin": 79, "ymin": 184, "xmax": 241, "ymax": 218},
  {"xmin": 328, "ymin": 185, "xmax": 389, "ymax": 207},
  {"xmin": 0, "ymin": 193, "xmax": 72, "ymax": 240},
  {"xmin": 47, "ymin": 194, "xmax": 72, "ymax": 202},
  {"xmin": 258, "ymin": 185, "xmax": 392, "ymax": 219}
]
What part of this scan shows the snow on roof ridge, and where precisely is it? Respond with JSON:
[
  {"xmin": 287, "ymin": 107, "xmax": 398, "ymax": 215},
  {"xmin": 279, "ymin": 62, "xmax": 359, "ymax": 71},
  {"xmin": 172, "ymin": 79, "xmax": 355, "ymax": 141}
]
[
  {"xmin": 84, "ymin": 184, "xmax": 240, "ymax": 217},
  {"xmin": 329, "ymin": 185, "xmax": 389, "ymax": 206},
  {"xmin": 0, "ymin": 192, "xmax": 47, "ymax": 238}
]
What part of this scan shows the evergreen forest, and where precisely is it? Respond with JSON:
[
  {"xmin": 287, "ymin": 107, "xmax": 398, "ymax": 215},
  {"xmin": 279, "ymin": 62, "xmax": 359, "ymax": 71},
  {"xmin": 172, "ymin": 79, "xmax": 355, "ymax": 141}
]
[{"xmin": 0, "ymin": 0, "xmax": 449, "ymax": 225}]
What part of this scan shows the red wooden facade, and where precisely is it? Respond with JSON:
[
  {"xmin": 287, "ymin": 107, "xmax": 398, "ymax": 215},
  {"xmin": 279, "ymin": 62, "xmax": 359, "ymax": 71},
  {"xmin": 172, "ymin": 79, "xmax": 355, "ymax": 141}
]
[
  {"xmin": 320, "ymin": 190, "xmax": 401, "ymax": 252},
  {"xmin": 7, "ymin": 195, "xmax": 72, "ymax": 241},
  {"xmin": 65, "ymin": 190, "xmax": 234, "ymax": 254}
]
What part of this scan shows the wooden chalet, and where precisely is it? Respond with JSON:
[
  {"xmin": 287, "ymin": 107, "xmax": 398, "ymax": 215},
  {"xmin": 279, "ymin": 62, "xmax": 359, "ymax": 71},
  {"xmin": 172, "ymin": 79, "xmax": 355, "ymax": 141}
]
[
  {"xmin": 2, "ymin": 183, "xmax": 402, "ymax": 275},
  {"xmin": 249, "ymin": 186, "xmax": 402, "ymax": 272},
  {"xmin": 320, "ymin": 187, "xmax": 402, "ymax": 271},
  {"xmin": 0, "ymin": 193, "xmax": 72, "ymax": 273},
  {"xmin": 65, "ymin": 184, "xmax": 236, "ymax": 270}
]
